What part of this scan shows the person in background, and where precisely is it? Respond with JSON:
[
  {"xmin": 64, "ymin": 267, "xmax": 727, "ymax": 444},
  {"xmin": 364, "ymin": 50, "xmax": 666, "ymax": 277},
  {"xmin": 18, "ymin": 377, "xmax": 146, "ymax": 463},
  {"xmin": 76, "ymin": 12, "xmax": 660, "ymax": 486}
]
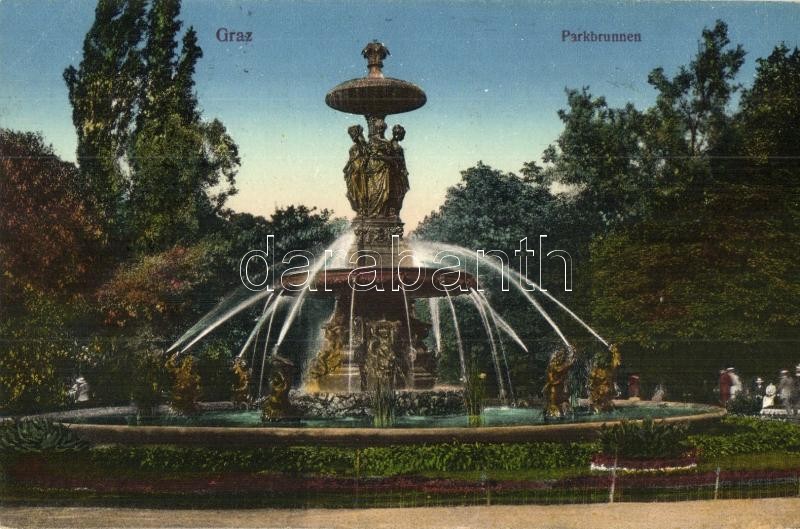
[
  {"xmin": 778, "ymin": 370, "xmax": 796, "ymax": 415},
  {"xmin": 627, "ymin": 374, "xmax": 641, "ymax": 400},
  {"xmin": 68, "ymin": 376, "xmax": 90, "ymax": 405},
  {"xmin": 652, "ymin": 383, "xmax": 666, "ymax": 403},
  {"xmin": 763, "ymin": 382, "xmax": 777, "ymax": 409},
  {"xmin": 718, "ymin": 369, "xmax": 732, "ymax": 406},
  {"xmin": 752, "ymin": 377, "xmax": 765, "ymax": 397},
  {"xmin": 728, "ymin": 367, "xmax": 743, "ymax": 400}
]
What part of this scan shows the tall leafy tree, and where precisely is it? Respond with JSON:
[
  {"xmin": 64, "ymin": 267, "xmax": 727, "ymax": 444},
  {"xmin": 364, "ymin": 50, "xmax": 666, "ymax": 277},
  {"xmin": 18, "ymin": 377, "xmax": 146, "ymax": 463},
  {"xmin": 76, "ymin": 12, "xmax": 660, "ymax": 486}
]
[
  {"xmin": 589, "ymin": 33, "xmax": 799, "ymax": 397},
  {"xmin": 543, "ymin": 90, "xmax": 653, "ymax": 231},
  {"xmin": 129, "ymin": 0, "xmax": 238, "ymax": 252},
  {"xmin": 0, "ymin": 130, "xmax": 101, "ymax": 299},
  {"xmin": 63, "ymin": 0, "xmax": 146, "ymax": 239},
  {"xmin": 647, "ymin": 20, "xmax": 745, "ymax": 157}
]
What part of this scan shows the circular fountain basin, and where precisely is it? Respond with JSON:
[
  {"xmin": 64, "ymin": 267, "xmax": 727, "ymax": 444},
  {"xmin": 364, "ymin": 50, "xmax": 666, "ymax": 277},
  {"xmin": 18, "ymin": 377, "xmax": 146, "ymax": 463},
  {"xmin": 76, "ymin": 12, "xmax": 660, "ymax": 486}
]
[
  {"xmin": 325, "ymin": 77, "xmax": 426, "ymax": 116},
  {"xmin": 49, "ymin": 401, "xmax": 724, "ymax": 447},
  {"xmin": 280, "ymin": 267, "xmax": 477, "ymax": 298}
]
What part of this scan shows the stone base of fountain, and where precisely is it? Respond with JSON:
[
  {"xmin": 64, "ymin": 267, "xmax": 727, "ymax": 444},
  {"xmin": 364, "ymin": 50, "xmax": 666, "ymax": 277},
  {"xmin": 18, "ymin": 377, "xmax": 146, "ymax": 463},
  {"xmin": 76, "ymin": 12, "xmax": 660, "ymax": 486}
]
[{"xmin": 286, "ymin": 388, "xmax": 465, "ymax": 419}]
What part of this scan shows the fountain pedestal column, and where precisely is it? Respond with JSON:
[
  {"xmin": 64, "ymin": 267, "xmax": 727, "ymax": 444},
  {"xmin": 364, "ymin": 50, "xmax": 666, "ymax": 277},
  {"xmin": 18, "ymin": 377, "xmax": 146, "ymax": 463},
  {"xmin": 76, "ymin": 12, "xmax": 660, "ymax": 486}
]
[{"xmin": 303, "ymin": 41, "xmax": 443, "ymax": 393}]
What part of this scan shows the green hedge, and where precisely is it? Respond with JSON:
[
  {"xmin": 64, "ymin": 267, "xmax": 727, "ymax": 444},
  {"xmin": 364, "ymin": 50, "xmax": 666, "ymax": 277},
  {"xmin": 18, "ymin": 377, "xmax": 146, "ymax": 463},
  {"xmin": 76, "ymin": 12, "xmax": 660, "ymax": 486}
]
[
  {"xmin": 359, "ymin": 442, "xmax": 597, "ymax": 475},
  {"xmin": 87, "ymin": 441, "xmax": 599, "ymax": 476},
  {"xmin": 89, "ymin": 445, "xmax": 354, "ymax": 475},
  {"xmin": 688, "ymin": 417, "xmax": 800, "ymax": 459}
]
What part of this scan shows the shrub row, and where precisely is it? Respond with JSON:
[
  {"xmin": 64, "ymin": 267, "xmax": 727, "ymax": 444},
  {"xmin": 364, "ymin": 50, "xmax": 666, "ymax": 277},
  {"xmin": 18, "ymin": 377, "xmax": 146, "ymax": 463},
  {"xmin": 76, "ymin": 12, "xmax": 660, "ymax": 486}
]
[
  {"xmin": 358, "ymin": 442, "xmax": 598, "ymax": 475},
  {"xmin": 85, "ymin": 441, "xmax": 600, "ymax": 476},
  {"xmin": 688, "ymin": 417, "xmax": 800, "ymax": 459}
]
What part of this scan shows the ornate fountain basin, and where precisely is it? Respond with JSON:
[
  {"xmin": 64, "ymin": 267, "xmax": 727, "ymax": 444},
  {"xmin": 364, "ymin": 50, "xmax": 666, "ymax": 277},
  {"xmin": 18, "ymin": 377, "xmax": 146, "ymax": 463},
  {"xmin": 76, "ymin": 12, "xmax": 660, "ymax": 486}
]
[
  {"xmin": 280, "ymin": 267, "xmax": 477, "ymax": 298},
  {"xmin": 326, "ymin": 77, "xmax": 427, "ymax": 116},
  {"xmin": 48, "ymin": 401, "xmax": 725, "ymax": 447}
]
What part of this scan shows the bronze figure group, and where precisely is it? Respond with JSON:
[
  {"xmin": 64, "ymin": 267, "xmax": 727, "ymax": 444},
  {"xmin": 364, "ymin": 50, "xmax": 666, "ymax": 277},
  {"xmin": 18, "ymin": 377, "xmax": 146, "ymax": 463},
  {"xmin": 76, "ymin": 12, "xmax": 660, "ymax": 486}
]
[{"xmin": 344, "ymin": 118, "xmax": 410, "ymax": 219}]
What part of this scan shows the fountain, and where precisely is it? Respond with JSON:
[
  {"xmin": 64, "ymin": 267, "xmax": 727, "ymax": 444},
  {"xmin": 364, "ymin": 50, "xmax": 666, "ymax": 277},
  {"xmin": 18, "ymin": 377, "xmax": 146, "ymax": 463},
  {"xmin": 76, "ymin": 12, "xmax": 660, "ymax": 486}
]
[
  {"xmin": 46, "ymin": 42, "xmax": 725, "ymax": 442},
  {"xmin": 285, "ymin": 41, "xmax": 476, "ymax": 396}
]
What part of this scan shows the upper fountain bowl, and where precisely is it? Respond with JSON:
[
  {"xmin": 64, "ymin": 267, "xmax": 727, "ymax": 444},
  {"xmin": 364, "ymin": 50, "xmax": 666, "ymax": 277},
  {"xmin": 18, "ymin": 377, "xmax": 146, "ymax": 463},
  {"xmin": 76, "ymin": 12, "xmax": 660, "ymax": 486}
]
[
  {"xmin": 325, "ymin": 77, "xmax": 426, "ymax": 116},
  {"xmin": 326, "ymin": 40, "xmax": 426, "ymax": 116}
]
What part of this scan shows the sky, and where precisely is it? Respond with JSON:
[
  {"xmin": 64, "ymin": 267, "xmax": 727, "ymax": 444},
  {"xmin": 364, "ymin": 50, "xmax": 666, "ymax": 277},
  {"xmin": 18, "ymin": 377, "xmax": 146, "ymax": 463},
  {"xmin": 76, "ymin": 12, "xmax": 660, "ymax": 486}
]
[{"xmin": 1, "ymin": 0, "xmax": 799, "ymax": 229}]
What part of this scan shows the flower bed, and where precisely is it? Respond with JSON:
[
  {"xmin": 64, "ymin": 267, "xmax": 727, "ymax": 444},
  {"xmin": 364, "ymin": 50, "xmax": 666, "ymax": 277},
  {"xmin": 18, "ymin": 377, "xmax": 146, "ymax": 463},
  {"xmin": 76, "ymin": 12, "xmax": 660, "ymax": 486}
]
[{"xmin": 589, "ymin": 453, "xmax": 698, "ymax": 473}]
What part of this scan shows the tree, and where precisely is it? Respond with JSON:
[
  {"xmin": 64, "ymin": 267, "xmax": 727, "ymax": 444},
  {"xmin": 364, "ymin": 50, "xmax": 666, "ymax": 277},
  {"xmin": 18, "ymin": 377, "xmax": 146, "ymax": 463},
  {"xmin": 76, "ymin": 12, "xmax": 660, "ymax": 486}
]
[
  {"xmin": 64, "ymin": 0, "xmax": 240, "ymax": 254},
  {"xmin": 588, "ymin": 37, "xmax": 800, "ymax": 400},
  {"xmin": 0, "ymin": 129, "xmax": 100, "ymax": 297},
  {"xmin": 129, "ymin": 0, "xmax": 239, "ymax": 252},
  {"xmin": 738, "ymin": 44, "xmax": 800, "ymax": 164},
  {"xmin": 543, "ymin": 91, "xmax": 654, "ymax": 231},
  {"xmin": 96, "ymin": 237, "xmax": 230, "ymax": 335},
  {"xmin": 647, "ymin": 20, "xmax": 745, "ymax": 157},
  {"xmin": 63, "ymin": 0, "xmax": 146, "ymax": 238}
]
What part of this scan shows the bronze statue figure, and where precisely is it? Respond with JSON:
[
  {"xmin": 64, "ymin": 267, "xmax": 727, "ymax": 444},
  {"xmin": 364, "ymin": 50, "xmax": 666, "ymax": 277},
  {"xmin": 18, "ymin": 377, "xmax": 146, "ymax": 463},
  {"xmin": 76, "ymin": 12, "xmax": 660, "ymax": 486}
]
[
  {"xmin": 343, "ymin": 117, "xmax": 410, "ymax": 220},
  {"xmin": 344, "ymin": 124, "xmax": 368, "ymax": 214},
  {"xmin": 543, "ymin": 347, "xmax": 574, "ymax": 418}
]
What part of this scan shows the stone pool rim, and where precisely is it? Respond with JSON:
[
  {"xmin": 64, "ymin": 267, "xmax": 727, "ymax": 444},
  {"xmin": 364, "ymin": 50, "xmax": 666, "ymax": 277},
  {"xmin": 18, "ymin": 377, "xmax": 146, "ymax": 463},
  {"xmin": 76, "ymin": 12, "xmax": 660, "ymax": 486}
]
[{"xmin": 17, "ymin": 400, "xmax": 725, "ymax": 447}]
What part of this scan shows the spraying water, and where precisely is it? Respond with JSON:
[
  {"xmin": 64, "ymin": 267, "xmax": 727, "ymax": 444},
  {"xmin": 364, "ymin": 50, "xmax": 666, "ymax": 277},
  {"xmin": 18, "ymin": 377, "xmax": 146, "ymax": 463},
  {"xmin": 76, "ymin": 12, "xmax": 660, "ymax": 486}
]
[
  {"xmin": 474, "ymin": 290, "xmax": 527, "ymax": 353},
  {"xmin": 445, "ymin": 289, "xmax": 467, "ymax": 380},
  {"xmin": 347, "ymin": 291, "xmax": 356, "ymax": 393},
  {"xmin": 469, "ymin": 289, "xmax": 507, "ymax": 402},
  {"xmin": 271, "ymin": 231, "xmax": 355, "ymax": 355},
  {"xmin": 401, "ymin": 287, "xmax": 415, "ymax": 386},
  {"xmin": 167, "ymin": 287, "xmax": 264, "ymax": 353},
  {"xmin": 418, "ymin": 240, "xmax": 609, "ymax": 349},
  {"xmin": 169, "ymin": 289, "xmax": 271, "ymax": 355},
  {"xmin": 412, "ymin": 241, "xmax": 576, "ymax": 352},
  {"xmin": 476, "ymin": 290, "xmax": 516, "ymax": 403},
  {"xmin": 257, "ymin": 292, "xmax": 285, "ymax": 398},
  {"xmin": 247, "ymin": 296, "xmax": 274, "ymax": 367},
  {"xmin": 428, "ymin": 297, "xmax": 442, "ymax": 355},
  {"xmin": 234, "ymin": 293, "xmax": 275, "ymax": 361},
  {"xmin": 170, "ymin": 230, "xmax": 354, "ymax": 357}
]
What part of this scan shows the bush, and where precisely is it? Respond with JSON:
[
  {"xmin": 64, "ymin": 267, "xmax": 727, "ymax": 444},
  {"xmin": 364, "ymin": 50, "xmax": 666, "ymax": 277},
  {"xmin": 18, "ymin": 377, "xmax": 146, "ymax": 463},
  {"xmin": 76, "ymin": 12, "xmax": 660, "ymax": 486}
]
[
  {"xmin": 726, "ymin": 394, "xmax": 762, "ymax": 416},
  {"xmin": 87, "ymin": 441, "xmax": 599, "ymax": 477},
  {"xmin": 0, "ymin": 419, "xmax": 89, "ymax": 453},
  {"xmin": 360, "ymin": 442, "xmax": 597, "ymax": 476},
  {"xmin": 196, "ymin": 341, "xmax": 236, "ymax": 402},
  {"xmin": 0, "ymin": 290, "xmax": 76, "ymax": 413},
  {"xmin": 599, "ymin": 419, "xmax": 690, "ymax": 459},
  {"xmin": 131, "ymin": 349, "xmax": 169, "ymax": 414},
  {"xmin": 81, "ymin": 336, "xmax": 137, "ymax": 405},
  {"xmin": 168, "ymin": 355, "xmax": 202, "ymax": 414},
  {"xmin": 688, "ymin": 417, "xmax": 800, "ymax": 459}
]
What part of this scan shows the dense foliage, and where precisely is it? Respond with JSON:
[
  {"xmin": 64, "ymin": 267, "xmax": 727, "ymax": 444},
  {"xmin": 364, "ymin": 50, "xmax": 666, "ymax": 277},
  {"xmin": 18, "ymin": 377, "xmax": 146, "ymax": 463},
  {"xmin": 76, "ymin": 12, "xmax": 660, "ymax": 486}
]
[
  {"xmin": 599, "ymin": 419, "xmax": 690, "ymax": 460},
  {"xmin": 81, "ymin": 441, "xmax": 598, "ymax": 476},
  {"xmin": 0, "ymin": 0, "xmax": 340, "ymax": 413},
  {"xmin": 0, "ymin": 419, "xmax": 89, "ymax": 453},
  {"xmin": 416, "ymin": 21, "xmax": 800, "ymax": 400},
  {"xmin": 688, "ymin": 417, "xmax": 800, "ymax": 459}
]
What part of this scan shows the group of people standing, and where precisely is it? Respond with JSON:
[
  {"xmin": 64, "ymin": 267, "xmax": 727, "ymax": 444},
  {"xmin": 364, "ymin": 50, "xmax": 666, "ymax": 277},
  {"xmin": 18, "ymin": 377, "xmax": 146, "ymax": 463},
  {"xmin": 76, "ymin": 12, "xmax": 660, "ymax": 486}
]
[{"xmin": 719, "ymin": 365, "xmax": 800, "ymax": 414}]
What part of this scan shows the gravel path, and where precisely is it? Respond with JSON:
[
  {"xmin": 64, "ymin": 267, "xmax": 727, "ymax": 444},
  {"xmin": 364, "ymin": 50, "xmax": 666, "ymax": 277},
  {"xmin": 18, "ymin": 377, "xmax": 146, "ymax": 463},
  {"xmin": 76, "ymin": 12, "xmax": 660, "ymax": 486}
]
[{"xmin": 2, "ymin": 498, "xmax": 800, "ymax": 529}]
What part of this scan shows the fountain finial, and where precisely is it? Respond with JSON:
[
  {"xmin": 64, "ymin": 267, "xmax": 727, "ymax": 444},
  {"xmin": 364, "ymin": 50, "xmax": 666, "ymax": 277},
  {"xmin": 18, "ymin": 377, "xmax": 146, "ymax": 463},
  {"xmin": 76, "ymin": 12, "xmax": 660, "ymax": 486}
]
[{"xmin": 362, "ymin": 41, "xmax": 390, "ymax": 78}]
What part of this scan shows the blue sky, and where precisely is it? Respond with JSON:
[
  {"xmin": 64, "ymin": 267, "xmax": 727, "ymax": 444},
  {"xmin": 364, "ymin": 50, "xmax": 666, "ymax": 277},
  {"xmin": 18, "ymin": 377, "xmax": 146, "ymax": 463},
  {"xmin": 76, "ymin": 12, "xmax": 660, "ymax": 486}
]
[{"xmin": 1, "ymin": 1, "xmax": 799, "ymax": 228}]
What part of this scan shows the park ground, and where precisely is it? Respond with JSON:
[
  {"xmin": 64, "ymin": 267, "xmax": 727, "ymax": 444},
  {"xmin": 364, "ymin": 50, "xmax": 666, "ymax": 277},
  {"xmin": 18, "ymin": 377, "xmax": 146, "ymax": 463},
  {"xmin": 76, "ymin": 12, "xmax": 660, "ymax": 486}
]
[{"xmin": 2, "ymin": 499, "xmax": 800, "ymax": 529}]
